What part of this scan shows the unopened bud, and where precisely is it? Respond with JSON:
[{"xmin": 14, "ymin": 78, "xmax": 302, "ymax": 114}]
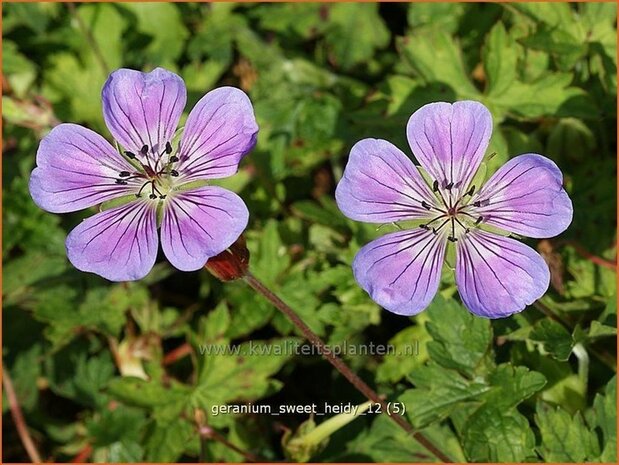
[{"xmin": 204, "ymin": 235, "xmax": 250, "ymax": 281}]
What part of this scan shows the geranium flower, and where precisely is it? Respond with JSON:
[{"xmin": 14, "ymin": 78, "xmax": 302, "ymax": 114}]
[
  {"xmin": 335, "ymin": 101, "xmax": 573, "ymax": 318},
  {"xmin": 29, "ymin": 68, "xmax": 258, "ymax": 281}
]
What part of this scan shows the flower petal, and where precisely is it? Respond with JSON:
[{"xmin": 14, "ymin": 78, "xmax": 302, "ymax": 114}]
[
  {"xmin": 456, "ymin": 229, "xmax": 550, "ymax": 318},
  {"xmin": 335, "ymin": 139, "xmax": 438, "ymax": 223},
  {"xmin": 175, "ymin": 87, "xmax": 258, "ymax": 182},
  {"xmin": 161, "ymin": 186, "xmax": 249, "ymax": 271},
  {"xmin": 29, "ymin": 123, "xmax": 140, "ymax": 213},
  {"xmin": 102, "ymin": 67, "xmax": 186, "ymax": 163},
  {"xmin": 406, "ymin": 101, "xmax": 492, "ymax": 198},
  {"xmin": 472, "ymin": 154, "xmax": 573, "ymax": 238},
  {"xmin": 353, "ymin": 229, "xmax": 447, "ymax": 316},
  {"xmin": 66, "ymin": 200, "xmax": 158, "ymax": 281}
]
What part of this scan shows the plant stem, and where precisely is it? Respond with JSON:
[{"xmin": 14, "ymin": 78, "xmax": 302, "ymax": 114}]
[
  {"xmin": 244, "ymin": 271, "xmax": 452, "ymax": 463},
  {"xmin": 198, "ymin": 424, "xmax": 261, "ymax": 462},
  {"xmin": 3, "ymin": 369, "xmax": 42, "ymax": 463}
]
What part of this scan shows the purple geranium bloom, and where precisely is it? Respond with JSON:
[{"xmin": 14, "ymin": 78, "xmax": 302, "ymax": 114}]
[
  {"xmin": 335, "ymin": 101, "xmax": 573, "ymax": 318},
  {"xmin": 29, "ymin": 68, "xmax": 258, "ymax": 281}
]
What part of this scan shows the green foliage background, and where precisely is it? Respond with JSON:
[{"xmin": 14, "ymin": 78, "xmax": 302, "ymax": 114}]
[{"xmin": 2, "ymin": 2, "xmax": 617, "ymax": 463}]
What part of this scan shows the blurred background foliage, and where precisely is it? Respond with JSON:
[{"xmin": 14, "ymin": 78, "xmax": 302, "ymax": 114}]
[{"xmin": 2, "ymin": 2, "xmax": 617, "ymax": 463}]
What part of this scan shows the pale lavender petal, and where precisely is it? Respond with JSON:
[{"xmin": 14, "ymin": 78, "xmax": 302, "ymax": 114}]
[
  {"xmin": 353, "ymin": 229, "xmax": 447, "ymax": 316},
  {"xmin": 161, "ymin": 186, "xmax": 249, "ymax": 271},
  {"xmin": 335, "ymin": 139, "xmax": 438, "ymax": 223},
  {"xmin": 102, "ymin": 68, "xmax": 186, "ymax": 163},
  {"xmin": 175, "ymin": 87, "xmax": 258, "ymax": 182},
  {"xmin": 66, "ymin": 200, "xmax": 158, "ymax": 281},
  {"xmin": 471, "ymin": 154, "xmax": 573, "ymax": 238},
  {"xmin": 406, "ymin": 101, "xmax": 492, "ymax": 198},
  {"xmin": 29, "ymin": 123, "xmax": 140, "ymax": 213},
  {"xmin": 456, "ymin": 229, "xmax": 550, "ymax": 318}
]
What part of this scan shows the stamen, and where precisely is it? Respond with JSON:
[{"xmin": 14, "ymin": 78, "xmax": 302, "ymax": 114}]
[
  {"xmin": 475, "ymin": 216, "xmax": 483, "ymax": 225},
  {"xmin": 149, "ymin": 194, "xmax": 157, "ymax": 199},
  {"xmin": 165, "ymin": 142, "xmax": 173, "ymax": 154},
  {"xmin": 136, "ymin": 182, "xmax": 151, "ymax": 197},
  {"xmin": 169, "ymin": 156, "xmax": 179, "ymax": 163},
  {"xmin": 432, "ymin": 218, "xmax": 450, "ymax": 234},
  {"xmin": 448, "ymin": 236, "xmax": 458, "ymax": 242},
  {"xmin": 473, "ymin": 199, "xmax": 490, "ymax": 207},
  {"xmin": 432, "ymin": 180, "xmax": 439, "ymax": 192},
  {"xmin": 445, "ymin": 182, "xmax": 454, "ymax": 190},
  {"xmin": 465, "ymin": 185, "xmax": 476, "ymax": 196},
  {"xmin": 419, "ymin": 224, "xmax": 429, "ymax": 230},
  {"xmin": 119, "ymin": 171, "xmax": 131, "ymax": 178},
  {"xmin": 115, "ymin": 179, "xmax": 128, "ymax": 185},
  {"xmin": 140, "ymin": 144, "xmax": 149, "ymax": 155},
  {"xmin": 170, "ymin": 170, "xmax": 179, "ymax": 177},
  {"xmin": 124, "ymin": 151, "xmax": 136, "ymax": 159}
]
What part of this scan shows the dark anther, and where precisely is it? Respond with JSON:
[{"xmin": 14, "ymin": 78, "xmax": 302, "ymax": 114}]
[
  {"xmin": 419, "ymin": 224, "xmax": 429, "ymax": 230},
  {"xmin": 475, "ymin": 216, "xmax": 483, "ymax": 225},
  {"xmin": 170, "ymin": 170, "xmax": 179, "ymax": 177},
  {"xmin": 119, "ymin": 171, "xmax": 131, "ymax": 177},
  {"xmin": 140, "ymin": 144, "xmax": 149, "ymax": 155},
  {"xmin": 169, "ymin": 156, "xmax": 179, "ymax": 162},
  {"xmin": 165, "ymin": 142, "xmax": 173, "ymax": 154},
  {"xmin": 135, "ymin": 193, "xmax": 141, "ymax": 198},
  {"xmin": 159, "ymin": 195, "xmax": 167, "ymax": 199},
  {"xmin": 432, "ymin": 180, "xmax": 439, "ymax": 192},
  {"xmin": 445, "ymin": 182, "xmax": 454, "ymax": 190},
  {"xmin": 124, "ymin": 151, "xmax": 136, "ymax": 159},
  {"xmin": 448, "ymin": 236, "xmax": 458, "ymax": 242},
  {"xmin": 421, "ymin": 200, "xmax": 432, "ymax": 210},
  {"xmin": 115, "ymin": 179, "xmax": 128, "ymax": 185},
  {"xmin": 473, "ymin": 199, "xmax": 490, "ymax": 207},
  {"xmin": 149, "ymin": 194, "xmax": 157, "ymax": 200},
  {"xmin": 431, "ymin": 227, "xmax": 438, "ymax": 235},
  {"xmin": 466, "ymin": 185, "xmax": 476, "ymax": 196}
]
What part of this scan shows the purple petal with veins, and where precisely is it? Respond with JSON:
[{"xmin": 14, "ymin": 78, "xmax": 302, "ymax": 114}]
[
  {"xmin": 353, "ymin": 229, "xmax": 447, "ymax": 316},
  {"xmin": 471, "ymin": 154, "xmax": 573, "ymax": 238},
  {"xmin": 102, "ymin": 67, "xmax": 186, "ymax": 165},
  {"xmin": 66, "ymin": 200, "xmax": 158, "ymax": 281},
  {"xmin": 176, "ymin": 87, "xmax": 258, "ymax": 182},
  {"xmin": 335, "ymin": 138, "xmax": 437, "ymax": 223},
  {"xmin": 29, "ymin": 123, "xmax": 140, "ymax": 213},
  {"xmin": 455, "ymin": 229, "xmax": 550, "ymax": 318},
  {"xmin": 161, "ymin": 186, "xmax": 249, "ymax": 272}
]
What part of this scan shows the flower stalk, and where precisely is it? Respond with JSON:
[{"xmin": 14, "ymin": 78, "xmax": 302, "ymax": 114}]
[
  {"xmin": 3, "ymin": 369, "xmax": 42, "ymax": 463},
  {"xmin": 243, "ymin": 271, "xmax": 453, "ymax": 463}
]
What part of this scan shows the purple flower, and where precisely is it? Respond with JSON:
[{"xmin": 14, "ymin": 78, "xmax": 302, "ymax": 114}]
[
  {"xmin": 29, "ymin": 68, "xmax": 258, "ymax": 281},
  {"xmin": 335, "ymin": 101, "xmax": 573, "ymax": 318}
]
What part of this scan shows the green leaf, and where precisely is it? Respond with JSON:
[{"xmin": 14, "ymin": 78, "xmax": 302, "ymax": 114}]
[
  {"xmin": 483, "ymin": 22, "xmax": 519, "ymax": 97},
  {"xmin": 144, "ymin": 416, "xmax": 195, "ymax": 462},
  {"xmin": 107, "ymin": 377, "xmax": 191, "ymax": 409},
  {"xmin": 483, "ymin": 364, "xmax": 547, "ymax": 409},
  {"xmin": 376, "ymin": 316, "xmax": 431, "ymax": 383},
  {"xmin": 340, "ymin": 414, "xmax": 466, "ymax": 462},
  {"xmin": 529, "ymin": 319, "xmax": 574, "ymax": 361},
  {"xmin": 463, "ymin": 406, "xmax": 536, "ymax": 462},
  {"xmin": 535, "ymin": 402, "xmax": 600, "ymax": 462},
  {"xmin": 401, "ymin": 363, "xmax": 492, "ymax": 428},
  {"xmin": 491, "ymin": 72, "xmax": 597, "ymax": 120},
  {"xmin": 424, "ymin": 295, "xmax": 493, "ymax": 375},
  {"xmin": 398, "ymin": 27, "xmax": 480, "ymax": 99},
  {"xmin": 324, "ymin": 4, "xmax": 390, "ymax": 70},
  {"xmin": 592, "ymin": 376, "xmax": 617, "ymax": 462},
  {"xmin": 122, "ymin": 3, "xmax": 188, "ymax": 65}
]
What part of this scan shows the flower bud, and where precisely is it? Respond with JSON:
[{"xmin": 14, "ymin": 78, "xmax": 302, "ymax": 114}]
[{"xmin": 204, "ymin": 235, "xmax": 250, "ymax": 281}]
